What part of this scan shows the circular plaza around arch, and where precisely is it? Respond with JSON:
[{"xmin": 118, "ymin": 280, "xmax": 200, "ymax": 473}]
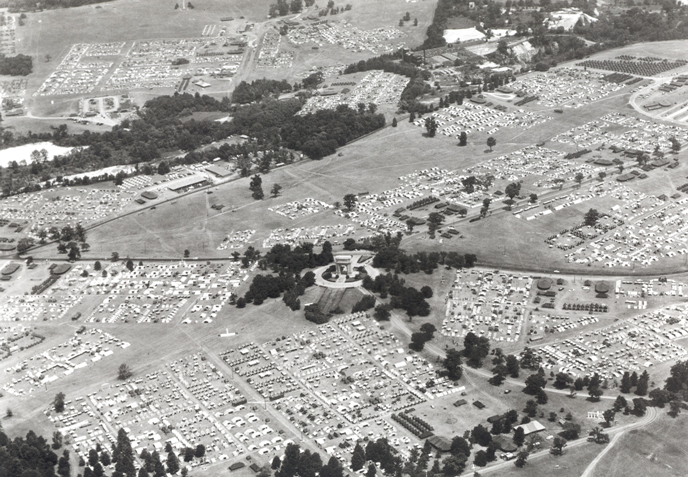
[{"xmin": 314, "ymin": 252, "xmax": 380, "ymax": 289}]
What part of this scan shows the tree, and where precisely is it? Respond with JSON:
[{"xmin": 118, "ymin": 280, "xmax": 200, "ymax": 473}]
[
  {"xmin": 560, "ymin": 422, "xmax": 581, "ymax": 440},
  {"xmin": 111, "ymin": 251, "xmax": 120, "ymax": 262},
  {"xmin": 613, "ymin": 395, "xmax": 627, "ymax": 412},
  {"xmin": 524, "ymin": 400, "xmax": 538, "ymax": 418},
  {"xmin": 392, "ymin": 118, "xmax": 398, "ymax": 127},
  {"xmin": 473, "ymin": 450, "xmax": 487, "ymax": 467},
  {"xmin": 420, "ymin": 286, "xmax": 433, "ymax": 298},
  {"xmin": 524, "ymin": 373, "xmax": 546, "ymax": 395},
  {"xmin": 506, "ymin": 355, "xmax": 519, "ymax": 378},
  {"xmin": 157, "ymin": 161, "xmax": 170, "ymax": 175},
  {"xmin": 424, "ymin": 117, "xmax": 438, "ymax": 137},
  {"xmin": 343, "ymin": 193, "xmax": 357, "ymax": 211},
  {"xmin": 529, "ymin": 193, "xmax": 538, "ymax": 203},
  {"xmin": 52, "ymin": 431, "xmax": 63, "ymax": 449},
  {"xmin": 443, "ymin": 348, "xmax": 463, "ymax": 380},
  {"xmin": 351, "ymin": 443, "xmax": 365, "ymax": 471},
  {"xmin": 271, "ymin": 184, "xmax": 282, "ymax": 197},
  {"xmin": 598, "ymin": 171, "xmax": 607, "ymax": 181},
  {"xmin": 574, "ymin": 172, "xmax": 584, "ymax": 187},
  {"xmin": 184, "ymin": 447, "xmax": 194, "ymax": 462},
  {"xmin": 94, "ymin": 261, "xmax": 102, "ymax": 271},
  {"xmin": 471, "ymin": 425, "xmax": 492, "ymax": 447},
  {"xmin": 118, "ymin": 364, "xmax": 133, "ymax": 380},
  {"xmin": 514, "ymin": 450, "xmax": 528, "ymax": 468},
  {"xmin": 17, "ymin": 237, "xmax": 34, "ymax": 254},
  {"xmin": 374, "ymin": 304, "xmax": 391, "ymax": 321},
  {"xmin": 195, "ymin": 444, "xmax": 205, "ymax": 459},
  {"xmin": 126, "ymin": 259, "xmax": 134, "ymax": 272},
  {"xmin": 602, "ymin": 409, "xmax": 615, "ymax": 426},
  {"xmin": 486, "ymin": 136, "xmax": 496, "ymax": 151},
  {"xmin": 584, "ymin": 208, "xmax": 599, "ymax": 227},
  {"xmin": 550, "ymin": 437, "xmax": 567, "ymax": 456},
  {"xmin": 513, "ymin": 427, "xmax": 525, "ymax": 447},
  {"xmin": 54, "ymin": 392, "xmax": 66, "ymax": 413},
  {"xmin": 427, "ymin": 212, "xmax": 444, "ymax": 235},
  {"xmin": 272, "ymin": 457, "xmax": 282, "ymax": 470},
  {"xmin": 366, "ymin": 464, "xmax": 376, "ymax": 477},
  {"xmin": 504, "ymin": 182, "xmax": 521, "ymax": 209},
  {"xmin": 252, "ymin": 186, "xmax": 265, "ymax": 200},
  {"xmin": 167, "ymin": 450, "xmax": 180, "ymax": 475},
  {"xmin": 459, "ymin": 131, "xmax": 467, "ymax": 146},
  {"xmin": 620, "ymin": 371, "xmax": 631, "ymax": 393},
  {"xmin": 635, "ymin": 370, "xmax": 649, "ymax": 396}
]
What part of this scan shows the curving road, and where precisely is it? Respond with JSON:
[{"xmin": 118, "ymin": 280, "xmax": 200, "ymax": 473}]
[{"xmin": 459, "ymin": 406, "xmax": 659, "ymax": 477}]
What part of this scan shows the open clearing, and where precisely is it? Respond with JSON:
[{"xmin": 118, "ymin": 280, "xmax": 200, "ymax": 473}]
[{"xmin": 591, "ymin": 413, "xmax": 688, "ymax": 477}]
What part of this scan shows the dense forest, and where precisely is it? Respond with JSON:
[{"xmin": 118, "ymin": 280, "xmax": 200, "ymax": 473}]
[
  {"xmin": 0, "ymin": 53, "xmax": 32, "ymax": 76},
  {"xmin": 0, "ymin": 91, "xmax": 386, "ymax": 195}
]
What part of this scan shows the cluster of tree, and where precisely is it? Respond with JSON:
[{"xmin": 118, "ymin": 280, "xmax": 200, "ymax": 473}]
[
  {"xmin": 0, "ymin": 428, "xmax": 66, "ymax": 477},
  {"xmin": 574, "ymin": 5, "xmax": 688, "ymax": 48},
  {"xmin": 486, "ymin": 409, "xmax": 519, "ymax": 436},
  {"xmin": 489, "ymin": 351, "xmax": 521, "ymax": 385},
  {"xmin": 281, "ymin": 104, "xmax": 385, "ymax": 159},
  {"xmin": 410, "ymin": 323, "xmax": 437, "ymax": 351},
  {"xmin": 373, "ymin": 246, "xmax": 477, "ymax": 274},
  {"xmin": 460, "ymin": 331, "xmax": 490, "ymax": 368},
  {"xmin": 237, "ymin": 242, "xmax": 332, "ymax": 310},
  {"xmin": 442, "ymin": 348, "xmax": 463, "ymax": 380},
  {"xmin": 275, "ymin": 443, "xmax": 346, "ymax": 477},
  {"xmin": 231, "ymin": 79, "xmax": 293, "ymax": 104},
  {"xmin": 362, "ymin": 272, "xmax": 431, "ymax": 318},
  {"xmin": 0, "ymin": 53, "xmax": 32, "ymax": 76},
  {"xmin": 139, "ymin": 446, "xmax": 184, "ymax": 477},
  {"xmin": 523, "ymin": 370, "xmax": 549, "ymax": 404},
  {"xmin": 300, "ymin": 71, "xmax": 324, "ymax": 90},
  {"xmin": 304, "ymin": 303, "xmax": 330, "ymax": 324},
  {"xmin": 250, "ymin": 174, "xmax": 264, "ymax": 200},
  {"xmin": 241, "ymin": 271, "xmax": 316, "ymax": 308},
  {"xmin": 351, "ymin": 294, "xmax": 376, "ymax": 313},
  {"xmin": 0, "ymin": 88, "xmax": 384, "ymax": 195},
  {"xmin": 615, "ymin": 368, "xmax": 651, "ymax": 395}
]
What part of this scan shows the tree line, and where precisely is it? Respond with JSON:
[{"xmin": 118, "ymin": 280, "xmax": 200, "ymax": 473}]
[{"xmin": 0, "ymin": 91, "xmax": 387, "ymax": 195}]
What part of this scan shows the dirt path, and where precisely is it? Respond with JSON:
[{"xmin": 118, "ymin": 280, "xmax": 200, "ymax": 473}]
[{"xmin": 579, "ymin": 429, "xmax": 625, "ymax": 477}]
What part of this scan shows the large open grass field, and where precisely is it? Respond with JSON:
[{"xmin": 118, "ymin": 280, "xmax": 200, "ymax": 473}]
[
  {"xmin": 59, "ymin": 75, "xmax": 688, "ymax": 275},
  {"xmin": 591, "ymin": 413, "xmax": 688, "ymax": 477}
]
